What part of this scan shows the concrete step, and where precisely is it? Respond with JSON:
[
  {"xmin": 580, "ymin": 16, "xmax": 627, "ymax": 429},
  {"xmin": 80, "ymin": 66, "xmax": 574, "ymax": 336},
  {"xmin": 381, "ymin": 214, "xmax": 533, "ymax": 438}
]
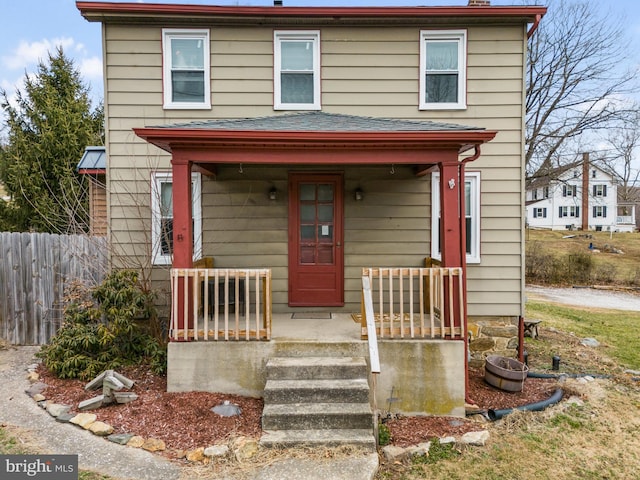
[
  {"xmin": 266, "ymin": 356, "xmax": 368, "ymax": 380},
  {"xmin": 264, "ymin": 378, "xmax": 370, "ymax": 404},
  {"xmin": 262, "ymin": 403, "xmax": 373, "ymax": 430},
  {"xmin": 260, "ymin": 429, "xmax": 376, "ymax": 451}
]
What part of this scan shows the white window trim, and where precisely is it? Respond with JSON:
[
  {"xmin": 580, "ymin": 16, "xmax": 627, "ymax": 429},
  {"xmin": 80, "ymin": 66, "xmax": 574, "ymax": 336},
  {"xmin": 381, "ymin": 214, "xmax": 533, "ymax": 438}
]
[
  {"xmin": 430, "ymin": 171, "xmax": 480, "ymax": 264},
  {"xmin": 151, "ymin": 172, "xmax": 202, "ymax": 265},
  {"xmin": 274, "ymin": 30, "xmax": 321, "ymax": 110},
  {"xmin": 419, "ymin": 29, "xmax": 467, "ymax": 110},
  {"xmin": 162, "ymin": 29, "xmax": 211, "ymax": 110}
]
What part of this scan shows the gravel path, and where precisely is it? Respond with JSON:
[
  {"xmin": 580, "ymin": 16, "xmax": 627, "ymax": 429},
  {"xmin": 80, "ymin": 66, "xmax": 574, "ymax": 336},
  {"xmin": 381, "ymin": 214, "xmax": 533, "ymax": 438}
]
[
  {"xmin": 526, "ymin": 285, "xmax": 640, "ymax": 311},
  {"xmin": 0, "ymin": 346, "xmax": 182, "ymax": 480}
]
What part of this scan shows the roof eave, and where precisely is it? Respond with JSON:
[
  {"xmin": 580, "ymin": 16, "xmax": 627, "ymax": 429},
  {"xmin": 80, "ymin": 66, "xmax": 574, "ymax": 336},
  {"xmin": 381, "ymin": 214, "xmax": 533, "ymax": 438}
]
[
  {"xmin": 133, "ymin": 127, "xmax": 497, "ymax": 156},
  {"xmin": 77, "ymin": 2, "xmax": 546, "ymax": 25}
]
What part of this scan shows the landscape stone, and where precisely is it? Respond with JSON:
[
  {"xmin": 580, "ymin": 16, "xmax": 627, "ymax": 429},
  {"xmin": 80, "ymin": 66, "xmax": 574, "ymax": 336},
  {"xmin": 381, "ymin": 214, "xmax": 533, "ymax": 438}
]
[
  {"xmin": 482, "ymin": 326, "xmax": 518, "ymax": 338},
  {"xmin": 127, "ymin": 436, "xmax": 145, "ymax": 448},
  {"xmin": 186, "ymin": 447, "xmax": 205, "ymax": 462},
  {"xmin": 46, "ymin": 403, "xmax": 71, "ymax": 418},
  {"xmin": 407, "ymin": 442, "xmax": 431, "ymax": 456},
  {"xmin": 439, "ymin": 436, "xmax": 456, "ymax": 445},
  {"xmin": 461, "ymin": 430, "xmax": 490, "ymax": 446},
  {"xmin": 32, "ymin": 393, "xmax": 45, "ymax": 402},
  {"xmin": 78, "ymin": 395, "xmax": 105, "ymax": 411},
  {"xmin": 27, "ymin": 371, "xmax": 39, "ymax": 382},
  {"xmin": 89, "ymin": 421, "xmax": 114, "ymax": 436},
  {"xmin": 25, "ymin": 382, "xmax": 47, "ymax": 397},
  {"xmin": 204, "ymin": 445, "xmax": 230, "ymax": 457},
  {"xmin": 580, "ymin": 338, "xmax": 600, "ymax": 347},
  {"xmin": 381, "ymin": 445, "xmax": 407, "ymax": 462},
  {"xmin": 70, "ymin": 412, "xmax": 97, "ymax": 429},
  {"xmin": 107, "ymin": 433, "xmax": 134, "ymax": 445},
  {"xmin": 55, "ymin": 413, "xmax": 75, "ymax": 423},
  {"xmin": 233, "ymin": 437, "xmax": 258, "ymax": 461},
  {"xmin": 142, "ymin": 438, "xmax": 166, "ymax": 452},
  {"xmin": 469, "ymin": 337, "xmax": 495, "ymax": 352}
]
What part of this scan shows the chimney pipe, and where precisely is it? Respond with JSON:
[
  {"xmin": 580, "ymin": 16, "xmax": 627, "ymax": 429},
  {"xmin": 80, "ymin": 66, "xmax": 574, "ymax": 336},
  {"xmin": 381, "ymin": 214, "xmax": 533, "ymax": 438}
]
[{"xmin": 582, "ymin": 152, "xmax": 589, "ymax": 231}]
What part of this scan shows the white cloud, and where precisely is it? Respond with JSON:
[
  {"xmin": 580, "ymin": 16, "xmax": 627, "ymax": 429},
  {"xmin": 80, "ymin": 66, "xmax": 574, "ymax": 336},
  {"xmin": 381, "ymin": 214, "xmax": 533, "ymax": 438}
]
[
  {"xmin": 80, "ymin": 56, "xmax": 103, "ymax": 81},
  {"xmin": 3, "ymin": 37, "xmax": 76, "ymax": 71}
]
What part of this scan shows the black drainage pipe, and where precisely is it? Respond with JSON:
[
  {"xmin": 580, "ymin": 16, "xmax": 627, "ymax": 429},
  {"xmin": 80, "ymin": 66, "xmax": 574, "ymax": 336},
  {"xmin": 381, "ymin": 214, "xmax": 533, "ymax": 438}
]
[
  {"xmin": 527, "ymin": 371, "xmax": 610, "ymax": 379},
  {"xmin": 488, "ymin": 388, "xmax": 564, "ymax": 421}
]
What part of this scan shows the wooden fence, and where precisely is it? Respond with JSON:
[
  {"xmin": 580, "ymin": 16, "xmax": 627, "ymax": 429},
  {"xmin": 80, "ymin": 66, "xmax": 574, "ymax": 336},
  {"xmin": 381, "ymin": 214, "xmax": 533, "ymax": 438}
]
[{"xmin": 0, "ymin": 232, "xmax": 107, "ymax": 345}]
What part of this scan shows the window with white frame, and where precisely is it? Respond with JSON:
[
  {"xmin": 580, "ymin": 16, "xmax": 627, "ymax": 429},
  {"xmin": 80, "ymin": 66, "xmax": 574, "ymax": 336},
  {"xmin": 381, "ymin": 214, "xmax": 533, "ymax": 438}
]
[
  {"xmin": 274, "ymin": 31, "xmax": 320, "ymax": 110},
  {"xmin": 431, "ymin": 171, "xmax": 480, "ymax": 263},
  {"xmin": 420, "ymin": 30, "xmax": 467, "ymax": 110},
  {"xmin": 162, "ymin": 29, "xmax": 210, "ymax": 109},
  {"xmin": 151, "ymin": 172, "xmax": 202, "ymax": 265},
  {"xmin": 562, "ymin": 184, "xmax": 577, "ymax": 197},
  {"xmin": 593, "ymin": 205, "xmax": 607, "ymax": 218},
  {"xmin": 593, "ymin": 184, "xmax": 607, "ymax": 197},
  {"xmin": 533, "ymin": 207, "xmax": 547, "ymax": 218},
  {"xmin": 558, "ymin": 206, "xmax": 580, "ymax": 218}
]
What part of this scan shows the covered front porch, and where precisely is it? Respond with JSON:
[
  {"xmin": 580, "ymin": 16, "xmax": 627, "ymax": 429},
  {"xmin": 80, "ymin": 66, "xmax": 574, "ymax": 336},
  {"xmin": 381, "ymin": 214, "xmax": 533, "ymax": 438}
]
[{"xmin": 135, "ymin": 112, "xmax": 496, "ymax": 412}]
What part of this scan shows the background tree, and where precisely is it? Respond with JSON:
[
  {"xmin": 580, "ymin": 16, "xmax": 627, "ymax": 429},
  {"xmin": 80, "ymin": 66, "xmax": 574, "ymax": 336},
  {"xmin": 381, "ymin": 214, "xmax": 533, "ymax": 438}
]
[
  {"xmin": 526, "ymin": 0, "xmax": 638, "ymax": 178},
  {"xmin": 0, "ymin": 47, "xmax": 103, "ymax": 233},
  {"xmin": 603, "ymin": 114, "xmax": 640, "ymax": 204}
]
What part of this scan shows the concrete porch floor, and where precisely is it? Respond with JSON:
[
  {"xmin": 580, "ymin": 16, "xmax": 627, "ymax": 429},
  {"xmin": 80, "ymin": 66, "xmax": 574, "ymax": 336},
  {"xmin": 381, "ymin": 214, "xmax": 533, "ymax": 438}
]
[{"xmin": 271, "ymin": 313, "xmax": 361, "ymax": 341}]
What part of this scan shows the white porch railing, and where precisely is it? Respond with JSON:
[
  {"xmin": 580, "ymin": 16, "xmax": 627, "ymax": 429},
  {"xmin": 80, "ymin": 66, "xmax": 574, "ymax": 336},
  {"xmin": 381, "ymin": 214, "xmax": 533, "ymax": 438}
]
[
  {"xmin": 359, "ymin": 266, "xmax": 464, "ymax": 340},
  {"xmin": 169, "ymin": 268, "xmax": 272, "ymax": 341}
]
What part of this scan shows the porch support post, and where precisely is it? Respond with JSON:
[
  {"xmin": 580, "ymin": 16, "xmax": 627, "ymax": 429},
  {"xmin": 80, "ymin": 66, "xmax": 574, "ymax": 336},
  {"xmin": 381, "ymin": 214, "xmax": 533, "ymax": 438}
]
[
  {"xmin": 171, "ymin": 154, "xmax": 194, "ymax": 338},
  {"xmin": 438, "ymin": 159, "xmax": 471, "ymax": 402}
]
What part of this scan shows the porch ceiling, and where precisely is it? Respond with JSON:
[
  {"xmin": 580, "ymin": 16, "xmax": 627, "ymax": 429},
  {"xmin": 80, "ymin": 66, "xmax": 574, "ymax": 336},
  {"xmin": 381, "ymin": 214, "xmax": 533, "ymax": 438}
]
[{"xmin": 133, "ymin": 112, "xmax": 497, "ymax": 171}]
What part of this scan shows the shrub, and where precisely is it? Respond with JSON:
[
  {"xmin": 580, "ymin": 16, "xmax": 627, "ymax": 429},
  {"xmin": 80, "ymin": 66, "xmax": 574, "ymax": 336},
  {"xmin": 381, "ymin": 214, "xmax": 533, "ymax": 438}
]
[{"xmin": 38, "ymin": 270, "xmax": 167, "ymax": 380}]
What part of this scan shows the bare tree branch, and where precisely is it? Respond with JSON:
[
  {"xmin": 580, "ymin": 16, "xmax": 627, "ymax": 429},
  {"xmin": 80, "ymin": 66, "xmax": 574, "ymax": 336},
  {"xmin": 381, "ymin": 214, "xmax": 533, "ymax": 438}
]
[{"xmin": 526, "ymin": 0, "xmax": 638, "ymax": 177}]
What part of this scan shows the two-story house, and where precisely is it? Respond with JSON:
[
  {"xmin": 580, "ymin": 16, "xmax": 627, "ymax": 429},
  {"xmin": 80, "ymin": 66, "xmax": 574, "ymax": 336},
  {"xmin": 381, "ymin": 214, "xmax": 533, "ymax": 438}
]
[
  {"xmin": 77, "ymin": 0, "xmax": 546, "ymax": 429},
  {"xmin": 526, "ymin": 159, "xmax": 634, "ymax": 232}
]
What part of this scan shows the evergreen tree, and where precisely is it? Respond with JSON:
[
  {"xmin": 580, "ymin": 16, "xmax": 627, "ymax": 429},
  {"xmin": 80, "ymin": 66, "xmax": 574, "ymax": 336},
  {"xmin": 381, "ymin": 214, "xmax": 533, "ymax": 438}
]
[{"xmin": 0, "ymin": 47, "xmax": 103, "ymax": 233}]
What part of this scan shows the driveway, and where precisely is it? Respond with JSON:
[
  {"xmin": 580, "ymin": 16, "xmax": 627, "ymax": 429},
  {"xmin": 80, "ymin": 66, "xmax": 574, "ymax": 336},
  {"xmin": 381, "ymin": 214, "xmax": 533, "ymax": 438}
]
[{"xmin": 526, "ymin": 285, "xmax": 640, "ymax": 311}]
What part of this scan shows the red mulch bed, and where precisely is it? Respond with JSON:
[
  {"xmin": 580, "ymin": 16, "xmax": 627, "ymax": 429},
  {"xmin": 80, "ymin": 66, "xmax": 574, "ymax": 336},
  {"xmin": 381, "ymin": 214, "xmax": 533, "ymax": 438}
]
[{"xmin": 37, "ymin": 365, "xmax": 558, "ymax": 450}]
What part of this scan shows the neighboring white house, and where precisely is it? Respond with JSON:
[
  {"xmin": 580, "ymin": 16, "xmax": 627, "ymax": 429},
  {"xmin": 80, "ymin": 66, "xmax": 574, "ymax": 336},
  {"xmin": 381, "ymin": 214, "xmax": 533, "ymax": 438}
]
[{"xmin": 525, "ymin": 160, "xmax": 635, "ymax": 232}]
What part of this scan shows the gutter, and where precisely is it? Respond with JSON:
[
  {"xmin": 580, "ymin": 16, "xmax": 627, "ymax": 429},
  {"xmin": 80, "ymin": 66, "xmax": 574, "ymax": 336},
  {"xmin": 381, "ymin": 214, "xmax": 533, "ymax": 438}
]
[{"xmin": 527, "ymin": 13, "xmax": 543, "ymax": 39}]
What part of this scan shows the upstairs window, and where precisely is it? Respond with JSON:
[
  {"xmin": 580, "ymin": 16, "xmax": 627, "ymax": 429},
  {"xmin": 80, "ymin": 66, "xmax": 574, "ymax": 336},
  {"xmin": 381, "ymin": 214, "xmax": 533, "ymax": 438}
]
[
  {"xmin": 274, "ymin": 31, "xmax": 321, "ymax": 110},
  {"xmin": 593, "ymin": 184, "xmax": 607, "ymax": 197},
  {"xmin": 420, "ymin": 30, "xmax": 467, "ymax": 110},
  {"xmin": 162, "ymin": 29, "xmax": 210, "ymax": 109},
  {"xmin": 151, "ymin": 172, "xmax": 202, "ymax": 265},
  {"xmin": 563, "ymin": 184, "xmax": 577, "ymax": 197}
]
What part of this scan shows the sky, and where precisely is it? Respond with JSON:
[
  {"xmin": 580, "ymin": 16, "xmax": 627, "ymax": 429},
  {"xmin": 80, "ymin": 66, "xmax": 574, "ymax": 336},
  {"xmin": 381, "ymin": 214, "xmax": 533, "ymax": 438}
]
[{"xmin": 1, "ymin": 0, "xmax": 640, "ymax": 130}]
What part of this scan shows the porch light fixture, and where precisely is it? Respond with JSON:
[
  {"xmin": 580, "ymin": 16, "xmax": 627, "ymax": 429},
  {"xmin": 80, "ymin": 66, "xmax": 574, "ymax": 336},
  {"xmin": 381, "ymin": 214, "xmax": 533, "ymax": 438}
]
[
  {"xmin": 354, "ymin": 188, "xmax": 363, "ymax": 201},
  {"xmin": 269, "ymin": 187, "xmax": 278, "ymax": 200}
]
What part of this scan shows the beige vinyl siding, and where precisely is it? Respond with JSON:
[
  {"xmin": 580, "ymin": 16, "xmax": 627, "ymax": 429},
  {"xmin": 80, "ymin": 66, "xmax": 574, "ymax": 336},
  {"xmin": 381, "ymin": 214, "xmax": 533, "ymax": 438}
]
[{"xmin": 103, "ymin": 21, "xmax": 526, "ymax": 316}]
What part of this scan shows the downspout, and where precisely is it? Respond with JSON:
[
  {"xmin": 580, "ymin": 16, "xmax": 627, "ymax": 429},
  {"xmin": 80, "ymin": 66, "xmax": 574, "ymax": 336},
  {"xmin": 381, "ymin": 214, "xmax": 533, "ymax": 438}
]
[
  {"xmin": 460, "ymin": 145, "xmax": 481, "ymax": 404},
  {"xmin": 527, "ymin": 13, "xmax": 542, "ymax": 39}
]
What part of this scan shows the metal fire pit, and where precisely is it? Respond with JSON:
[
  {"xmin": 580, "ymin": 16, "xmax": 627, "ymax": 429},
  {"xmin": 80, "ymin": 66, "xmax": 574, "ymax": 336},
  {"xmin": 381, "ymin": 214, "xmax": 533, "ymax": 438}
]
[{"xmin": 484, "ymin": 355, "xmax": 529, "ymax": 392}]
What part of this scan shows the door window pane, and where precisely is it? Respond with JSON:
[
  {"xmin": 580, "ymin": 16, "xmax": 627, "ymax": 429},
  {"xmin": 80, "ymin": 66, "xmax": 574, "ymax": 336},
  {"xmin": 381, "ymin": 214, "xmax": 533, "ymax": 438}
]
[
  {"xmin": 300, "ymin": 204, "xmax": 315, "ymax": 223},
  {"xmin": 300, "ymin": 225, "xmax": 315, "ymax": 240},
  {"xmin": 300, "ymin": 184, "xmax": 315, "ymax": 201},
  {"xmin": 318, "ymin": 184, "xmax": 333, "ymax": 202},
  {"xmin": 317, "ymin": 245, "xmax": 333, "ymax": 264},
  {"xmin": 318, "ymin": 205, "xmax": 333, "ymax": 222}
]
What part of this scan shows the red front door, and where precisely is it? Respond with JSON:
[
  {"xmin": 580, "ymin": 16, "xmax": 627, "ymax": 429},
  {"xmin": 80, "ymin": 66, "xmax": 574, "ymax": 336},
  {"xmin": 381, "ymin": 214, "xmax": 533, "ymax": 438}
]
[{"xmin": 288, "ymin": 173, "xmax": 344, "ymax": 306}]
